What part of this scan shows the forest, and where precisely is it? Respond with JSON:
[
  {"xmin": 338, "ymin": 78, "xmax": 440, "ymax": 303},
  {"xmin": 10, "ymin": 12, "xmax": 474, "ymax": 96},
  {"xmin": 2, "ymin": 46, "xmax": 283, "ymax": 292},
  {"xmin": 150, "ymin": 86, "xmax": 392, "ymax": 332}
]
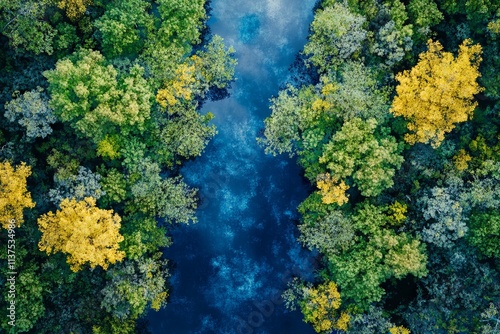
[
  {"xmin": 260, "ymin": 0, "xmax": 500, "ymax": 332},
  {"xmin": 1, "ymin": 0, "xmax": 500, "ymax": 333},
  {"xmin": 0, "ymin": 0, "xmax": 236, "ymax": 332}
]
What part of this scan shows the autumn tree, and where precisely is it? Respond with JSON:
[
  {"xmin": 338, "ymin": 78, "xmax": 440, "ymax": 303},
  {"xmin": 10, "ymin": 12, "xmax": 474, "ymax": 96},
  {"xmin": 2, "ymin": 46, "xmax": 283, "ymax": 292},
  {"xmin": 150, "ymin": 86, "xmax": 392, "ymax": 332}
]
[
  {"xmin": 391, "ymin": 39, "xmax": 483, "ymax": 147},
  {"xmin": 38, "ymin": 197, "xmax": 125, "ymax": 271},
  {"xmin": 0, "ymin": 161, "xmax": 35, "ymax": 228},
  {"xmin": 57, "ymin": 0, "xmax": 92, "ymax": 20}
]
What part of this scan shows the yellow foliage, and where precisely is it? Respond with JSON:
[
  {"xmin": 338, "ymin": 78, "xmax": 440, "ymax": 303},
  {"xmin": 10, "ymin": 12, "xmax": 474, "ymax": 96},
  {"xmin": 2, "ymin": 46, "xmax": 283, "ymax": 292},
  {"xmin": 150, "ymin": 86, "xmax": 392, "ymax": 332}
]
[
  {"xmin": 321, "ymin": 82, "xmax": 337, "ymax": 96},
  {"xmin": 0, "ymin": 162, "xmax": 35, "ymax": 229},
  {"xmin": 389, "ymin": 326, "xmax": 411, "ymax": 334},
  {"xmin": 453, "ymin": 149, "xmax": 472, "ymax": 171},
  {"xmin": 301, "ymin": 281, "xmax": 349, "ymax": 333},
  {"xmin": 97, "ymin": 135, "xmax": 121, "ymax": 159},
  {"xmin": 38, "ymin": 197, "xmax": 125, "ymax": 272},
  {"xmin": 317, "ymin": 173, "xmax": 349, "ymax": 206},
  {"xmin": 312, "ymin": 99, "xmax": 332, "ymax": 111},
  {"xmin": 156, "ymin": 63, "xmax": 196, "ymax": 111},
  {"xmin": 388, "ymin": 201, "xmax": 408, "ymax": 225},
  {"xmin": 335, "ymin": 312, "xmax": 350, "ymax": 331},
  {"xmin": 58, "ymin": 0, "xmax": 92, "ymax": 20},
  {"xmin": 391, "ymin": 39, "xmax": 483, "ymax": 147},
  {"xmin": 151, "ymin": 291, "xmax": 168, "ymax": 311}
]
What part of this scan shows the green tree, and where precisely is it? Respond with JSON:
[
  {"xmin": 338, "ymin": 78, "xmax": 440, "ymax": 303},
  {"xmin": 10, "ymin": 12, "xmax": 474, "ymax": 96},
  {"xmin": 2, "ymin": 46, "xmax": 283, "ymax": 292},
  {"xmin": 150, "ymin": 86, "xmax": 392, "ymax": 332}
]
[
  {"xmin": 94, "ymin": 0, "xmax": 153, "ymax": 57},
  {"xmin": 467, "ymin": 211, "xmax": 500, "ymax": 258},
  {"xmin": 44, "ymin": 49, "xmax": 153, "ymax": 144},
  {"xmin": 304, "ymin": 2, "xmax": 367, "ymax": 72},
  {"xmin": 319, "ymin": 118, "xmax": 404, "ymax": 198},
  {"xmin": 100, "ymin": 254, "xmax": 169, "ymax": 319},
  {"xmin": 4, "ymin": 88, "xmax": 56, "ymax": 140},
  {"xmin": 0, "ymin": 0, "xmax": 56, "ymax": 54}
]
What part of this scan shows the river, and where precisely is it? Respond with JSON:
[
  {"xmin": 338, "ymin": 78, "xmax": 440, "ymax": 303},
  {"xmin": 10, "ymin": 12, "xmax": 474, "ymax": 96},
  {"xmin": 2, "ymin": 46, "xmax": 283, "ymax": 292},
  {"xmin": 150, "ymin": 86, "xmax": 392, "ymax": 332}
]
[{"xmin": 147, "ymin": 0, "xmax": 317, "ymax": 332}]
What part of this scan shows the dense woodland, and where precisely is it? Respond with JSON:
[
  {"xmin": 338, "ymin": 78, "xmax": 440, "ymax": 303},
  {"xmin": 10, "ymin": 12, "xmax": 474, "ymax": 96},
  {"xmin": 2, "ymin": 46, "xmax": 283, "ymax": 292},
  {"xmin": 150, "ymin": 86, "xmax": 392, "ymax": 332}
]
[
  {"xmin": 260, "ymin": 0, "xmax": 500, "ymax": 333},
  {"xmin": 0, "ymin": 0, "xmax": 235, "ymax": 332},
  {"xmin": 2, "ymin": 0, "xmax": 500, "ymax": 333}
]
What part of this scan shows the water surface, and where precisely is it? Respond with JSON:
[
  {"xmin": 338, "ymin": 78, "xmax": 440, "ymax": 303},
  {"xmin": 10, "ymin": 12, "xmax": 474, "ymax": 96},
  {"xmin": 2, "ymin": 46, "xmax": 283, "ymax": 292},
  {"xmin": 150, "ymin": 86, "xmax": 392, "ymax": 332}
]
[{"xmin": 148, "ymin": 1, "xmax": 317, "ymax": 332}]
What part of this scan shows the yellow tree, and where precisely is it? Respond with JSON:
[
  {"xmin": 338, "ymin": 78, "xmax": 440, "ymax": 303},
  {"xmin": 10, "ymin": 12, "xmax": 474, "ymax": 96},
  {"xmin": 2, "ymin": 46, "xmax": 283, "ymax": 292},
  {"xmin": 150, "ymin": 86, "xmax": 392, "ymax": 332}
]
[
  {"xmin": 58, "ymin": 0, "xmax": 92, "ymax": 20},
  {"xmin": 38, "ymin": 197, "xmax": 125, "ymax": 272},
  {"xmin": 299, "ymin": 281, "xmax": 350, "ymax": 333},
  {"xmin": 316, "ymin": 173, "xmax": 349, "ymax": 206},
  {"xmin": 0, "ymin": 161, "xmax": 35, "ymax": 228},
  {"xmin": 391, "ymin": 39, "xmax": 483, "ymax": 147}
]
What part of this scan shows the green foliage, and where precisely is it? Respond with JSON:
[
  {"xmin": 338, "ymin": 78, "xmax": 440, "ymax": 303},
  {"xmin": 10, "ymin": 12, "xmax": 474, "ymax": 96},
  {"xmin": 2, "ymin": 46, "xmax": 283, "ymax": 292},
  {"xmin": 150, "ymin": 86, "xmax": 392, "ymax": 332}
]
[
  {"xmin": 299, "ymin": 209, "xmax": 356, "ymax": 255},
  {"xmin": 418, "ymin": 186, "xmax": 468, "ymax": 248},
  {"xmin": 127, "ymin": 160, "xmax": 198, "ymax": 224},
  {"xmin": 44, "ymin": 49, "xmax": 153, "ymax": 144},
  {"xmin": 195, "ymin": 35, "xmax": 237, "ymax": 89},
  {"xmin": 4, "ymin": 88, "xmax": 56, "ymax": 140},
  {"xmin": 319, "ymin": 118, "xmax": 404, "ymax": 197},
  {"xmin": 404, "ymin": 247, "xmax": 500, "ymax": 333},
  {"xmin": 304, "ymin": 2, "xmax": 367, "ymax": 72},
  {"xmin": 468, "ymin": 211, "xmax": 500, "ymax": 258},
  {"xmin": 0, "ymin": 0, "xmax": 235, "ymax": 331},
  {"xmin": 327, "ymin": 62, "xmax": 390, "ymax": 121},
  {"xmin": 94, "ymin": 0, "xmax": 154, "ymax": 57},
  {"xmin": 156, "ymin": 0, "xmax": 206, "ymax": 50},
  {"xmin": 158, "ymin": 106, "xmax": 217, "ymax": 159},
  {"xmin": 49, "ymin": 166, "xmax": 105, "ymax": 205},
  {"xmin": 407, "ymin": 0, "xmax": 443, "ymax": 33},
  {"xmin": 0, "ymin": 0, "xmax": 56, "ymax": 54},
  {"xmin": 100, "ymin": 254, "xmax": 169, "ymax": 319},
  {"xmin": 120, "ymin": 215, "xmax": 171, "ymax": 260}
]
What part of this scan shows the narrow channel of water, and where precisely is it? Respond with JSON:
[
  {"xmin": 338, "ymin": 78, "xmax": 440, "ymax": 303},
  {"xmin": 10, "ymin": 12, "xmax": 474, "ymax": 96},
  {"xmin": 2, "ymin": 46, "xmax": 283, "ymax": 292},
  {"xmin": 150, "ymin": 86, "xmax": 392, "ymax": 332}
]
[{"xmin": 148, "ymin": 1, "xmax": 317, "ymax": 332}]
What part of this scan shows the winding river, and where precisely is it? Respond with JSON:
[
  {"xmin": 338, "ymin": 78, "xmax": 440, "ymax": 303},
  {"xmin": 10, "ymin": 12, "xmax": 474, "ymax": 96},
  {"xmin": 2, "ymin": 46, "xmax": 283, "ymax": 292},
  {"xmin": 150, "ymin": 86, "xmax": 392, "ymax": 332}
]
[{"xmin": 148, "ymin": 0, "xmax": 317, "ymax": 332}]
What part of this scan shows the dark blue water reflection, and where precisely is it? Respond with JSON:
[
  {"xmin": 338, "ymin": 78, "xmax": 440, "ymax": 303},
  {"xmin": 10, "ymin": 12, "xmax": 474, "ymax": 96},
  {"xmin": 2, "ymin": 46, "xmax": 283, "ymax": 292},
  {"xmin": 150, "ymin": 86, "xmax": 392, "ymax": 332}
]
[{"xmin": 148, "ymin": 0, "xmax": 317, "ymax": 333}]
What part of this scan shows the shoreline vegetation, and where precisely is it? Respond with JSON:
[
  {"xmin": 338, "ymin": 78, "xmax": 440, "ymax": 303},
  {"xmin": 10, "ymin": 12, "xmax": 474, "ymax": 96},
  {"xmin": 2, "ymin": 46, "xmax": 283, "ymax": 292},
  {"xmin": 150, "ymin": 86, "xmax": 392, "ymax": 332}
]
[
  {"xmin": 260, "ymin": 0, "xmax": 500, "ymax": 332},
  {"xmin": 0, "ymin": 0, "xmax": 235, "ymax": 332}
]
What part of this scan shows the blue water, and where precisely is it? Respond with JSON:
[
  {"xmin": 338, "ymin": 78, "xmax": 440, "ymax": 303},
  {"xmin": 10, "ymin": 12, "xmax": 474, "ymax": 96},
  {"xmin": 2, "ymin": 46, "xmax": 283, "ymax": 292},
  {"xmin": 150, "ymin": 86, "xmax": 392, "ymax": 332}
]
[{"xmin": 147, "ymin": 1, "xmax": 317, "ymax": 333}]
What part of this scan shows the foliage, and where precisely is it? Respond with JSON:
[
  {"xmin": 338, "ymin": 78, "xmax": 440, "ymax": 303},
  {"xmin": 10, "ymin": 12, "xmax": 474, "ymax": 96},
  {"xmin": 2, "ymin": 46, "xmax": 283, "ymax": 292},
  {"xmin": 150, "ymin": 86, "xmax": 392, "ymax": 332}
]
[
  {"xmin": 0, "ymin": 0, "xmax": 56, "ymax": 54},
  {"xmin": 100, "ymin": 254, "xmax": 169, "ymax": 319},
  {"xmin": 4, "ymin": 88, "xmax": 56, "ymax": 140},
  {"xmin": 128, "ymin": 160, "xmax": 198, "ymax": 224},
  {"xmin": 298, "ymin": 209, "xmax": 355, "ymax": 255},
  {"xmin": 319, "ymin": 118, "xmax": 404, "ymax": 198},
  {"xmin": 0, "ymin": 0, "xmax": 235, "ymax": 330},
  {"xmin": 304, "ymin": 2, "xmax": 367, "ymax": 72},
  {"xmin": 94, "ymin": 0, "xmax": 153, "ymax": 57},
  {"xmin": 156, "ymin": 0, "xmax": 206, "ymax": 50},
  {"xmin": 391, "ymin": 39, "xmax": 483, "ymax": 147},
  {"xmin": 0, "ymin": 161, "xmax": 35, "ymax": 228},
  {"xmin": 38, "ymin": 197, "xmax": 125, "ymax": 271},
  {"xmin": 298, "ymin": 281, "xmax": 350, "ymax": 333},
  {"xmin": 316, "ymin": 173, "xmax": 350, "ymax": 206},
  {"xmin": 327, "ymin": 62, "xmax": 390, "ymax": 122},
  {"xmin": 48, "ymin": 166, "xmax": 105, "ymax": 206},
  {"xmin": 44, "ymin": 49, "xmax": 153, "ymax": 144},
  {"xmin": 57, "ymin": 0, "xmax": 92, "ymax": 20},
  {"xmin": 467, "ymin": 211, "xmax": 500, "ymax": 258},
  {"xmin": 418, "ymin": 186, "xmax": 469, "ymax": 248}
]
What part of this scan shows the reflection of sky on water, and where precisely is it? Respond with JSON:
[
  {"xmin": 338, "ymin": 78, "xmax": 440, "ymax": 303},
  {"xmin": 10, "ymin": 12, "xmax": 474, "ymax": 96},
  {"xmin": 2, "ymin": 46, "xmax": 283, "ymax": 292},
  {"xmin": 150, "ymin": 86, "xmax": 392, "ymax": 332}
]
[{"xmin": 147, "ymin": 0, "xmax": 317, "ymax": 333}]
